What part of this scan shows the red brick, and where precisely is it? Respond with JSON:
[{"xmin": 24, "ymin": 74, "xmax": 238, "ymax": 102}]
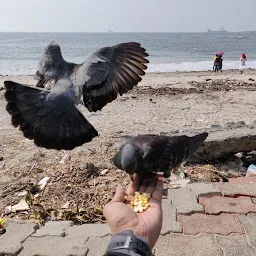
[
  {"xmin": 199, "ymin": 196, "xmax": 256, "ymax": 214},
  {"xmin": 178, "ymin": 213, "xmax": 244, "ymax": 235},
  {"xmin": 229, "ymin": 177, "xmax": 256, "ymax": 184}
]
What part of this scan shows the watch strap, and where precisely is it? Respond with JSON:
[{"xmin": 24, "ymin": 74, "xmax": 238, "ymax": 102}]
[{"xmin": 106, "ymin": 230, "xmax": 153, "ymax": 256}]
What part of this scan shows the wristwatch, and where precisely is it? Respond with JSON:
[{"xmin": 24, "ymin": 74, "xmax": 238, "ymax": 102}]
[{"xmin": 105, "ymin": 230, "xmax": 153, "ymax": 256}]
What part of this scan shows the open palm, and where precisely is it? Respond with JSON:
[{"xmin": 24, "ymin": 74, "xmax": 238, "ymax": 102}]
[{"xmin": 103, "ymin": 176, "xmax": 163, "ymax": 248}]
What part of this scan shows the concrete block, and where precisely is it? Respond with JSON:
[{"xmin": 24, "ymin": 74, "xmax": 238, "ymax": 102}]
[
  {"xmin": 215, "ymin": 183, "xmax": 256, "ymax": 197},
  {"xmin": 199, "ymin": 196, "xmax": 256, "ymax": 214},
  {"xmin": 155, "ymin": 233, "xmax": 222, "ymax": 256},
  {"xmin": 216, "ymin": 234, "xmax": 256, "ymax": 256},
  {"xmin": 65, "ymin": 224, "xmax": 111, "ymax": 238},
  {"xmin": 178, "ymin": 213, "xmax": 244, "ymax": 235},
  {"xmin": 229, "ymin": 177, "xmax": 256, "ymax": 184},
  {"xmin": 32, "ymin": 221, "xmax": 73, "ymax": 237},
  {"xmin": 161, "ymin": 199, "xmax": 182, "ymax": 235},
  {"xmin": 0, "ymin": 221, "xmax": 38, "ymax": 256},
  {"xmin": 251, "ymin": 198, "xmax": 256, "ymax": 204},
  {"xmin": 236, "ymin": 214, "xmax": 256, "ymax": 248},
  {"xmin": 86, "ymin": 235, "xmax": 111, "ymax": 256},
  {"xmin": 169, "ymin": 188, "xmax": 204, "ymax": 214},
  {"xmin": 187, "ymin": 182, "xmax": 221, "ymax": 197},
  {"xmin": 19, "ymin": 236, "xmax": 88, "ymax": 256}
]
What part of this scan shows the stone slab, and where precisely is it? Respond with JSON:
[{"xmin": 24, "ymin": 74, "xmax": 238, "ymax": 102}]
[
  {"xmin": 0, "ymin": 221, "xmax": 38, "ymax": 256},
  {"xmin": 196, "ymin": 133, "xmax": 256, "ymax": 160},
  {"xmin": 178, "ymin": 213, "xmax": 244, "ymax": 235},
  {"xmin": 236, "ymin": 214, "xmax": 256, "ymax": 248},
  {"xmin": 199, "ymin": 196, "xmax": 256, "ymax": 214},
  {"xmin": 32, "ymin": 221, "xmax": 73, "ymax": 237},
  {"xmin": 214, "ymin": 183, "xmax": 256, "ymax": 197},
  {"xmin": 161, "ymin": 199, "xmax": 182, "ymax": 235},
  {"xmin": 19, "ymin": 236, "xmax": 88, "ymax": 256},
  {"xmin": 169, "ymin": 188, "xmax": 204, "ymax": 214},
  {"xmin": 155, "ymin": 233, "xmax": 222, "ymax": 256},
  {"xmin": 65, "ymin": 224, "xmax": 111, "ymax": 238},
  {"xmin": 216, "ymin": 234, "xmax": 256, "ymax": 256},
  {"xmin": 86, "ymin": 235, "xmax": 111, "ymax": 256},
  {"xmin": 187, "ymin": 183, "xmax": 221, "ymax": 198}
]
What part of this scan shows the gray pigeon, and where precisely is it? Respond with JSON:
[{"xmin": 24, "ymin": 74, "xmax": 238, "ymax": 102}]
[
  {"xmin": 112, "ymin": 133, "xmax": 208, "ymax": 178},
  {"xmin": 4, "ymin": 42, "xmax": 148, "ymax": 150}
]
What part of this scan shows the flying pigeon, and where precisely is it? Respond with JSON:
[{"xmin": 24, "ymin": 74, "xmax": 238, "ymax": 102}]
[
  {"xmin": 4, "ymin": 42, "xmax": 148, "ymax": 150},
  {"xmin": 112, "ymin": 133, "xmax": 208, "ymax": 178}
]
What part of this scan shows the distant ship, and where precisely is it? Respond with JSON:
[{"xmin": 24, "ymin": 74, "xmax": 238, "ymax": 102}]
[{"xmin": 207, "ymin": 27, "xmax": 228, "ymax": 33}]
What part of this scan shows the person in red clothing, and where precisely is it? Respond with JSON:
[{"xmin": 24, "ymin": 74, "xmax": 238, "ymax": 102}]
[{"xmin": 240, "ymin": 53, "xmax": 247, "ymax": 74}]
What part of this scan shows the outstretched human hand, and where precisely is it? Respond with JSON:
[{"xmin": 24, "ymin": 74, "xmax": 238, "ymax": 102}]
[{"xmin": 103, "ymin": 175, "xmax": 163, "ymax": 248}]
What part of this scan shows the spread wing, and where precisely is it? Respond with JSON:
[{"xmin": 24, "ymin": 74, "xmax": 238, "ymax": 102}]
[{"xmin": 72, "ymin": 42, "xmax": 149, "ymax": 112}]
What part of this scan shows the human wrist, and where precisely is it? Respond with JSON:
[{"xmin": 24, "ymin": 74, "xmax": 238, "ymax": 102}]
[{"xmin": 105, "ymin": 230, "xmax": 153, "ymax": 256}]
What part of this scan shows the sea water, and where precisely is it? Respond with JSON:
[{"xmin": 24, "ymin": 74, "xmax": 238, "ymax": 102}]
[{"xmin": 1, "ymin": 32, "xmax": 256, "ymax": 75}]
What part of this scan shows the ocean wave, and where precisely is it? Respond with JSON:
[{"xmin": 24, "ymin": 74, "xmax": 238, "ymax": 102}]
[
  {"xmin": 1, "ymin": 59, "xmax": 256, "ymax": 75},
  {"xmin": 147, "ymin": 60, "xmax": 256, "ymax": 73},
  {"xmin": 0, "ymin": 60, "xmax": 37, "ymax": 75}
]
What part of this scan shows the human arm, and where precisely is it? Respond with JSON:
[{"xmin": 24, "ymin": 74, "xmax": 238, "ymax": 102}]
[{"xmin": 104, "ymin": 175, "xmax": 163, "ymax": 255}]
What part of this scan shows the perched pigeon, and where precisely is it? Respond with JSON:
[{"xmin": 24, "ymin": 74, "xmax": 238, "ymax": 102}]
[
  {"xmin": 112, "ymin": 133, "xmax": 208, "ymax": 178},
  {"xmin": 4, "ymin": 42, "xmax": 148, "ymax": 150}
]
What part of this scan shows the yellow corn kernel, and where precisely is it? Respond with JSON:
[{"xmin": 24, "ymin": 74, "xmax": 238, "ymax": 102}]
[
  {"xmin": 134, "ymin": 206, "xmax": 139, "ymax": 213},
  {"xmin": 130, "ymin": 191, "xmax": 150, "ymax": 213}
]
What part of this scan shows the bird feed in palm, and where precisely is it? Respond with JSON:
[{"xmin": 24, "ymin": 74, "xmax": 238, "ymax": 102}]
[{"xmin": 125, "ymin": 192, "xmax": 150, "ymax": 213}]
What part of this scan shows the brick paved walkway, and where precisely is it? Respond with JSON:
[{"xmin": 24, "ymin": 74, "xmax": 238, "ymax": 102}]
[{"xmin": 2, "ymin": 177, "xmax": 256, "ymax": 255}]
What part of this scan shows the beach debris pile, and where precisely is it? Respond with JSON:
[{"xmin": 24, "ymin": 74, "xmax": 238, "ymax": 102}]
[
  {"xmin": 132, "ymin": 78, "xmax": 256, "ymax": 98},
  {"xmin": 189, "ymin": 79, "xmax": 256, "ymax": 92},
  {"xmin": 0, "ymin": 131, "xmax": 255, "ymax": 223},
  {"xmin": 166, "ymin": 150, "xmax": 256, "ymax": 188},
  {"xmin": 0, "ymin": 157, "xmax": 131, "ymax": 224},
  {"xmin": 133, "ymin": 86, "xmax": 198, "ymax": 96},
  {"xmin": 4, "ymin": 177, "xmax": 50, "ymax": 216}
]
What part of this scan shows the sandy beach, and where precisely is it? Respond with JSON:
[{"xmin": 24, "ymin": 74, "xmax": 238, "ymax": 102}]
[{"xmin": 0, "ymin": 69, "xmax": 256, "ymax": 221}]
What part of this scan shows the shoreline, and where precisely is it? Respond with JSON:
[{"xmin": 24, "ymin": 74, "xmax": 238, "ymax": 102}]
[
  {"xmin": 1, "ymin": 67, "xmax": 256, "ymax": 74},
  {"xmin": 0, "ymin": 68, "xmax": 255, "ymax": 78}
]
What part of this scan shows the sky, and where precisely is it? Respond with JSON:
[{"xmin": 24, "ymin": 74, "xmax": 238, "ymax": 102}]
[{"xmin": 0, "ymin": 0, "xmax": 255, "ymax": 33}]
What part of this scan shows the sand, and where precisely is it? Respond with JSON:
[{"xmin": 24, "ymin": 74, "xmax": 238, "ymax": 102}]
[{"xmin": 0, "ymin": 69, "xmax": 255, "ymax": 221}]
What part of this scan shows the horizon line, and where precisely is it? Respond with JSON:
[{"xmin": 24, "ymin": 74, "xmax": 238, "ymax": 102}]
[{"xmin": 0, "ymin": 30, "xmax": 249, "ymax": 33}]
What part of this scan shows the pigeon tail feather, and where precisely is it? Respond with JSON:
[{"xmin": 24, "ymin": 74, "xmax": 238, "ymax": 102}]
[
  {"xmin": 187, "ymin": 132, "xmax": 208, "ymax": 156},
  {"xmin": 4, "ymin": 81, "xmax": 98, "ymax": 150}
]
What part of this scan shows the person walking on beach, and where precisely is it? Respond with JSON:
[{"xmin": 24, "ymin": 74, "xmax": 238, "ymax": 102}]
[
  {"xmin": 218, "ymin": 55, "xmax": 223, "ymax": 71},
  {"xmin": 240, "ymin": 53, "xmax": 247, "ymax": 74},
  {"xmin": 213, "ymin": 54, "xmax": 218, "ymax": 71},
  {"xmin": 213, "ymin": 55, "xmax": 222, "ymax": 73}
]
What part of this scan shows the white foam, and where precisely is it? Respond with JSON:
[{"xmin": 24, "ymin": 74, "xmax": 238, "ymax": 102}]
[{"xmin": 147, "ymin": 60, "xmax": 256, "ymax": 73}]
